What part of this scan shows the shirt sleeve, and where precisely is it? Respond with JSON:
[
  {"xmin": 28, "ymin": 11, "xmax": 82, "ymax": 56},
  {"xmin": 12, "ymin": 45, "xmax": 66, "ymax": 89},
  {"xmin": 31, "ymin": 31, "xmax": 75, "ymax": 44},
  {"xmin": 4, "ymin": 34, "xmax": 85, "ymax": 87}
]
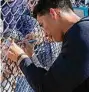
[
  {"xmin": 19, "ymin": 53, "xmax": 78, "ymax": 92},
  {"xmin": 19, "ymin": 58, "xmax": 47, "ymax": 92}
]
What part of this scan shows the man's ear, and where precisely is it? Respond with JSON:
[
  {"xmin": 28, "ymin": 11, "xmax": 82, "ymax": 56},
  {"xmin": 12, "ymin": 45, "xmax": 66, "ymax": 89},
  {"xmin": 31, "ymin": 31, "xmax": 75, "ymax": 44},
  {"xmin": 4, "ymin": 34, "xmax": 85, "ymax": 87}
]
[{"xmin": 49, "ymin": 8, "xmax": 60, "ymax": 20}]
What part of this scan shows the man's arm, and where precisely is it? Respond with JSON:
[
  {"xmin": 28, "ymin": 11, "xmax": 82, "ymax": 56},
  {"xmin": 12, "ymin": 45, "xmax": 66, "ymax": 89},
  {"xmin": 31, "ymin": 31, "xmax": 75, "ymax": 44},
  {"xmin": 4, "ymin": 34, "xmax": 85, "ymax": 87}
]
[
  {"xmin": 19, "ymin": 58, "xmax": 47, "ymax": 92},
  {"xmin": 19, "ymin": 56, "xmax": 64, "ymax": 92},
  {"xmin": 19, "ymin": 25, "xmax": 89, "ymax": 92},
  {"xmin": 19, "ymin": 52, "xmax": 81, "ymax": 92},
  {"xmin": 19, "ymin": 50, "xmax": 89, "ymax": 92}
]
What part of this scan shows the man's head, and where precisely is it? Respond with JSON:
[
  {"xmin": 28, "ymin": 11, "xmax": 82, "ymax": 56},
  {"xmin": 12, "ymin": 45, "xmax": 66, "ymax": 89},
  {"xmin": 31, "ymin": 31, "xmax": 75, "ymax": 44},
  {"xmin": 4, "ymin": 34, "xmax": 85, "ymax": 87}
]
[{"xmin": 33, "ymin": 0, "xmax": 80, "ymax": 42}]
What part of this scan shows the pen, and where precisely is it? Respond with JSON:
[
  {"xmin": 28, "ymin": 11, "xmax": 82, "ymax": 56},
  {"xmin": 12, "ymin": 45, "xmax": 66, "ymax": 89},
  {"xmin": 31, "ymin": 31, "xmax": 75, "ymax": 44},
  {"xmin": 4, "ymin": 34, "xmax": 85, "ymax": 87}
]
[{"xmin": 28, "ymin": 39, "xmax": 37, "ymax": 44}]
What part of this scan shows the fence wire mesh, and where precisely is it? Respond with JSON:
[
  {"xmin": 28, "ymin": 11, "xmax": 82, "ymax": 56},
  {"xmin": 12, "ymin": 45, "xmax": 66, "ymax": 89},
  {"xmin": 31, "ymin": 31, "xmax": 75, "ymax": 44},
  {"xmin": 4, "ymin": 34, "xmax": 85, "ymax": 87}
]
[{"xmin": 0, "ymin": 0, "xmax": 62, "ymax": 92}]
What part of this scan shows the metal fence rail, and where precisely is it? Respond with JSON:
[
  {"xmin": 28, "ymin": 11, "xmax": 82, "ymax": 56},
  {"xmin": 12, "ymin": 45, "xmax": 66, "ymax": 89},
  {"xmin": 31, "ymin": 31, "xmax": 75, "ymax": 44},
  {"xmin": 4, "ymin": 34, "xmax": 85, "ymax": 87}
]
[{"xmin": 1, "ymin": 0, "xmax": 62, "ymax": 92}]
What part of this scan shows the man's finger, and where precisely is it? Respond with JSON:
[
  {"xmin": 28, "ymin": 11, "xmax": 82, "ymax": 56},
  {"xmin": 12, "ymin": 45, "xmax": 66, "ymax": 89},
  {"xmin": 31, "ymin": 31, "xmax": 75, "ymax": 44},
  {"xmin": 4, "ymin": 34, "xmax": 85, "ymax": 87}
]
[
  {"xmin": 7, "ymin": 51, "xmax": 15, "ymax": 61},
  {"xmin": 9, "ymin": 42, "xmax": 19, "ymax": 54},
  {"xmin": 25, "ymin": 32, "xmax": 35, "ymax": 40}
]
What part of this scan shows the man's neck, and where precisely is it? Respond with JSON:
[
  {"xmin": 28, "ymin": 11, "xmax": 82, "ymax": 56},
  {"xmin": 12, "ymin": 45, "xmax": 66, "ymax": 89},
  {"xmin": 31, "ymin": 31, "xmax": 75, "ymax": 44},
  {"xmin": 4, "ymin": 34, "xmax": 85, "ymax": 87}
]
[{"xmin": 61, "ymin": 11, "xmax": 81, "ymax": 34}]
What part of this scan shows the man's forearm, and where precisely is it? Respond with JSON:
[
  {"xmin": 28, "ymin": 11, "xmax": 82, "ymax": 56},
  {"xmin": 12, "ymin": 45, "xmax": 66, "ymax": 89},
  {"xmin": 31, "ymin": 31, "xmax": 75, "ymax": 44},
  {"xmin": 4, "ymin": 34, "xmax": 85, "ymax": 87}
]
[{"xmin": 19, "ymin": 57, "xmax": 47, "ymax": 92}]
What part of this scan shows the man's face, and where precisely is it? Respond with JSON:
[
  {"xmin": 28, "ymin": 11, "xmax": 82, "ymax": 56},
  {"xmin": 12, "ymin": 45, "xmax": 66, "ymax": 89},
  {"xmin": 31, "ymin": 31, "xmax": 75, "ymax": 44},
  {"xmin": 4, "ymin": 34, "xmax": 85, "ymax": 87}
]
[{"xmin": 37, "ymin": 12, "xmax": 63, "ymax": 42}]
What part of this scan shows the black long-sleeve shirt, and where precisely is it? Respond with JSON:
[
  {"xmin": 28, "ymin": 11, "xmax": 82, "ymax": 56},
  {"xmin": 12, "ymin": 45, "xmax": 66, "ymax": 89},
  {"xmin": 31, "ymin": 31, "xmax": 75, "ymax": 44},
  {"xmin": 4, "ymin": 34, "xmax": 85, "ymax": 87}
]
[{"xmin": 19, "ymin": 17, "xmax": 89, "ymax": 92}]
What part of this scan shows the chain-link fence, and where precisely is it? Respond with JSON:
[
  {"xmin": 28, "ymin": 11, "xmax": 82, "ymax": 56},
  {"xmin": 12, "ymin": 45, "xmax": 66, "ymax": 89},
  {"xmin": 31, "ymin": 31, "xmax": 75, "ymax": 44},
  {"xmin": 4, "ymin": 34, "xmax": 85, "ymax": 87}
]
[{"xmin": 0, "ymin": 0, "xmax": 62, "ymax": 92}]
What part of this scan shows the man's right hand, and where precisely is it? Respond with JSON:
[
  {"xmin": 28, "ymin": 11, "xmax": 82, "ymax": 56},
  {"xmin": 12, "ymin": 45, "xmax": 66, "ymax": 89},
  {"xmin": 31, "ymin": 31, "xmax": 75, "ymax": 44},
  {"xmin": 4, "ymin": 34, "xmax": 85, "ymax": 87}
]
[{"xmin": 21, "ymin": 33, "xmax": 36, "ymax": 57}]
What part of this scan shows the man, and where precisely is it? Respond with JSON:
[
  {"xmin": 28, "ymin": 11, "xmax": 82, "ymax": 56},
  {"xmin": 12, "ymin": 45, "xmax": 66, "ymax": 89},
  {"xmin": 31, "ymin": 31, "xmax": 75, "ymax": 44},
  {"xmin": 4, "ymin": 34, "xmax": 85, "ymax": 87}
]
[{"xmin": 6, "ymin": 0, "xmax": 89, "ymax": 92}]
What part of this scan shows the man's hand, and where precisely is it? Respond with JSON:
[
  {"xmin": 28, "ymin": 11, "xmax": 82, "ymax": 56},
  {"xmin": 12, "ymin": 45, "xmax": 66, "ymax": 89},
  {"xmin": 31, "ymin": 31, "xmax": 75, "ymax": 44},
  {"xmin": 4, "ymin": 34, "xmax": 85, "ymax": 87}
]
[
  {"xmin": 7, "ymin": 40, "xmax": 26, "ymax": 62},
  {"xmin": 22, "ymin": 40, "xmax": 35, "ymax": 57},
  {"xmin": 22, "ymin": 33, "xmax": 36, "ymax": 57}
]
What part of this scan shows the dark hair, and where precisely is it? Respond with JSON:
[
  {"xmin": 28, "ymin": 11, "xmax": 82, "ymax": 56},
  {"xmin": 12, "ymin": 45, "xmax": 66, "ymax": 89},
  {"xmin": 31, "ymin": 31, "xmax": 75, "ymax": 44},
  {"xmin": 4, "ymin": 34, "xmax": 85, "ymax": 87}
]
[{"xmin": 33, "ymin": 0, "xmax": 73, "ymax": 18}]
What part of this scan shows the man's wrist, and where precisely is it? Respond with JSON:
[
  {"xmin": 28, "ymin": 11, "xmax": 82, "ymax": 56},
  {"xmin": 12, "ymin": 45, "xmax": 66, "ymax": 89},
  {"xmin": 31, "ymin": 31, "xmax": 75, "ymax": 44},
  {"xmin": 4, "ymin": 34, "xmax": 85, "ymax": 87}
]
[
  {"xmin": 17, "ymin": 53, "xmax": 26, "ymax": 61},
  {"xmin": 17, "ymin": 54, "xmax": 29, "ymax": 65}
]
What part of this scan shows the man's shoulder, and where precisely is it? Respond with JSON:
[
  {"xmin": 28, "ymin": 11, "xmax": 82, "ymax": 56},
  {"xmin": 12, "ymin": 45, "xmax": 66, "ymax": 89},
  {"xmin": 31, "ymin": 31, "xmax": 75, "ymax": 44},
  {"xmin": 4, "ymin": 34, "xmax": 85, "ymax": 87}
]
[
  {"xmin": 75, "ymin": 17, "xmax": 89, "ymax": 37},
  {"xmin": 67, "ymin": 17, "xmax": 89, "ymax": 38},
  {"xmin": 71, "ymin": 16, "xmax": 89, "ymax": 29},
  {"xmin": 75, "ymin": 17, "xmax": 89, "ymax": 29}
]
